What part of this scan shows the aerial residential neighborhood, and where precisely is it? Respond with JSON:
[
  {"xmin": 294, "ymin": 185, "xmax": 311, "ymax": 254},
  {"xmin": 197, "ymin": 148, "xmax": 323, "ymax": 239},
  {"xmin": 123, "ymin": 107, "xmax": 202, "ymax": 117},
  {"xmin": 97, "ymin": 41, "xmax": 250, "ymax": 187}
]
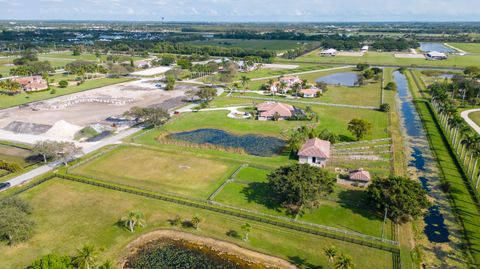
[{"xmin": 0, "ymin": 1, "xmax": 479, "ymax": 269}]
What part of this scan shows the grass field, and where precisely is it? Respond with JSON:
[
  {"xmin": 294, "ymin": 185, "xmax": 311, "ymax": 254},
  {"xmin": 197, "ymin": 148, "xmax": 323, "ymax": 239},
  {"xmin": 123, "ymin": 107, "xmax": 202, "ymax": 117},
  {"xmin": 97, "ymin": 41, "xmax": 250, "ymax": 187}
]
[
  {"xmin": 213, "ymin": 165, "xmax": 393, "ymax": 238},
  {"xmin": 468, "ymin": 111, "xmax": 480, "ymax": 127},
  {"xmin": 70, "ymin": 146, "xmax": 239, "ymax": 200},
  {"xmin": 289, "ymin": 50, "xmax": 480, "ymax": 68},
  {"xmin": 185, "ymin": 39, "xmax": 311, "ymax": 51},
  {"xmin": 164, "ymin": 103, "xmax": 389, "ymax": 141},
  {"xmin": 447, "ymin": 43, "xmax": 480, "ymax": 54},
  {"xmin": 0, "ymin": 178, "xmax": 395, "ymax": 269},
  {"xmin": 0, "ymin": 77, "xmax": 133, "ymax": 109}
]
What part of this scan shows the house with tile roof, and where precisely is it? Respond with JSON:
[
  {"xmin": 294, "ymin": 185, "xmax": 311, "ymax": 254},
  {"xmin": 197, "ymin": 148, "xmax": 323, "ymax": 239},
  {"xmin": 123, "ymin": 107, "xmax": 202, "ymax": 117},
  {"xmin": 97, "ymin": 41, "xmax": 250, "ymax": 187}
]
[
  {"xmin": 12, "ymin": 76, "xmax": 48, "ymax": 92},
  {"xmin": 256, "ymin": 102, "xmax": 296, "ymax": 121},
  {"xmin": 298, "ymin": 138, "xmax": 331, "ymax": 167}
]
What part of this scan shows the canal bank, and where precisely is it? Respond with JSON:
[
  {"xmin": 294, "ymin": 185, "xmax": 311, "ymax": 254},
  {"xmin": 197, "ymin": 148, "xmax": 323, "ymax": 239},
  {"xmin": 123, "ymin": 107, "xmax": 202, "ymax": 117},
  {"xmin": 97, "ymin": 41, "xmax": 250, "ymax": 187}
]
[{"xmin": 394, "ymin": 71, "xmax": 471, "ymax": 267}]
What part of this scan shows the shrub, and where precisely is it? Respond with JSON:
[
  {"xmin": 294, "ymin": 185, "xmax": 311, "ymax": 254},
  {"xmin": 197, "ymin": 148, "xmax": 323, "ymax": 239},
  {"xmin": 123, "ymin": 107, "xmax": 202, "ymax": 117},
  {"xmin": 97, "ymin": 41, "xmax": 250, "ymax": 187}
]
[{"xmin": 58, "ymin": 80, "xmax": 68, "ymax": 88}]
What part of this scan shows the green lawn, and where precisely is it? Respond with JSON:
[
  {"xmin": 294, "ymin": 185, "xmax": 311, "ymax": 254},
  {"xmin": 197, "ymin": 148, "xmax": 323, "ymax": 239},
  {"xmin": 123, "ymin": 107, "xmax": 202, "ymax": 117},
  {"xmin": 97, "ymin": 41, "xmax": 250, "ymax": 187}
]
[
  {"xmin": 0, "ymin": 77, "xmax": 133, "ymax": 109},
  {"xmin": 166, "ymin": 104, "xmax": 388, "ymax": 141},
  {"xmin": 415, "ymin": 100, "xmax": 480, "ymax": 265},
  {"xmin": 0, "ymin": 178, "xmax": 394, "ymax": 269},
  {"xmin": 0, "ymin": 144, "xmax": 32, "ymax": 167},
  {"xmin": 69, "ymin": 146, "xmax": 239, "ymax": 200},
  {"xmin": 447, "ymin": 43, "xmax": 480, "ymax": 54},
  {"xmin": 289, "ymin": 50, "xmax": 480, "ymax": 68},
  {"xmin": 468, "ymin": 111, "xmax": 480, "ymax": 127},
  {"xmin": 214, "ymin": 165, "xmax": 392, "ymax": 238},
  {"xmin": 184, "ymin": 39, "xmax": 311, "ymax": 51}
]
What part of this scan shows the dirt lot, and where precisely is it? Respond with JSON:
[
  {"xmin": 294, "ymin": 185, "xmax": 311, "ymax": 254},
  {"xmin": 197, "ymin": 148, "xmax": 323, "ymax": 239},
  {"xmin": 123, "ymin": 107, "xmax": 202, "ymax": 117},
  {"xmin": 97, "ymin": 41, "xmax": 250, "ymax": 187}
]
[{"xmin": 0, "ymin": 79, "xmax": 197, "ymax": 128}]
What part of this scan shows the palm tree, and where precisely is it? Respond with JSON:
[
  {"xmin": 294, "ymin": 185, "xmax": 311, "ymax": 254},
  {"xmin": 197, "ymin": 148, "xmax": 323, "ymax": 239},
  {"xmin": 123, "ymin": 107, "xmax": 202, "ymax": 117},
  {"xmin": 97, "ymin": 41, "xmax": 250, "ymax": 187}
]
[
  {"xmin": 469, "ymin": 147, "xmax": 480, "ymax": 183},
  {"xmin": 324, "ymin": 245, "xmax": 338, "ymax": 268},
  {"xmin": 335, "ymin": 254, "xmax": 354, "ymax": 269},
  {"xmin": 123, "ymin": 211, "xmax": 146, "ymax": 232},
  {"xmin": 240, "ymin": 75, "xmax": 250, "ymax": 93},
  {"xmin": 73, "ymin": 245, "xmax": 98, "ymax": 269},
  {"xmin": 191, "ymin": 215, "xmax": 201, "ymax": 230},
  {"xmin": 467, "ymin": 142, "xmax": 480, "ymax": 176},
  {"xmin": 292, "ymin": 82, "xmax": 301, "ymax": 97},
  {"xmin": 279, "ymin": 80, "xmax": 288, "ymax": 95},
  {"xmin": 241, "ymin": 223, "xmax": 252, "ymax": 241},
  {"xmin": 460, "ymin": 134, "xmax": 478, "ymax": 163},
  {"xmin": 456, "ymin": 126, "xmax": 471, "ymax": 154}
]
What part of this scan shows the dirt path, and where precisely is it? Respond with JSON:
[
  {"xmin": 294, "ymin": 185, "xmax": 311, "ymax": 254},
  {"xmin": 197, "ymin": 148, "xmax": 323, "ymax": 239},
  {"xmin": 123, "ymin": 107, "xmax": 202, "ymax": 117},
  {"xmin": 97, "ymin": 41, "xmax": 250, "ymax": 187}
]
[{"xmin": 118, "ymin": 229, "xmax": 297, "ymax": 269}]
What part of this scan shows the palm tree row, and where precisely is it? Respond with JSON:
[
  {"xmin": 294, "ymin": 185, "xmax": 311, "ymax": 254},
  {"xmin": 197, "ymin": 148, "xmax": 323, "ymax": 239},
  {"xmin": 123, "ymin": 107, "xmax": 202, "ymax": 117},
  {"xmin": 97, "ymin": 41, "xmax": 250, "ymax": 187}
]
[{"xmin": 431, "ymin": 88, "xmax": 480, "ymax": 192}]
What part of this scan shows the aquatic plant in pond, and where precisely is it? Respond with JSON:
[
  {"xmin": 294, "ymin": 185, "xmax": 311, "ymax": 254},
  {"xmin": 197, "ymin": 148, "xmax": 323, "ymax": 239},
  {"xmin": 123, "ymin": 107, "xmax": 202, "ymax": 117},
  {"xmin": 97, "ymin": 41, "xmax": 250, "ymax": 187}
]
[
  {"xmin": 315, "ymin": 72, "xmax": 359, "ymax": 86},
  {"xmin": 169, "ymin": 129, "xmax": 286, "ymax": 157},
  {"xmin": 124, "ymin": 239, "xmax": 263, "ymax": 269}
]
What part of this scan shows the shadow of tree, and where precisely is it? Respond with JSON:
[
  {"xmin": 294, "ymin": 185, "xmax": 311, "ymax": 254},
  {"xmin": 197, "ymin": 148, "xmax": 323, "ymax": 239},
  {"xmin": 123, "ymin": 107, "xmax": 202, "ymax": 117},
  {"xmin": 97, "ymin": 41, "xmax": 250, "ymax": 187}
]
[
  {"xmin": 337, "ymin": 189, "xmax": 383, "ymax": 221},
  {"xmin": 288, "ymin": 256, "xmax": 324, "ymax": 269},
  {"xmin": 240, "ymin": 182, "xmax": 283, "ymax": 212}
]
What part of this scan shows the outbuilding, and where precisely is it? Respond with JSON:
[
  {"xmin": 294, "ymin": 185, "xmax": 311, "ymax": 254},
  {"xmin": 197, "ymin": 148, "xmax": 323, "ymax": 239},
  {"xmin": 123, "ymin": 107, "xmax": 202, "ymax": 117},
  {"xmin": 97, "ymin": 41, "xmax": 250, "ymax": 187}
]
[{"xmin": 298, "ymin": 138, "xmax": 331, "ymax": 168}]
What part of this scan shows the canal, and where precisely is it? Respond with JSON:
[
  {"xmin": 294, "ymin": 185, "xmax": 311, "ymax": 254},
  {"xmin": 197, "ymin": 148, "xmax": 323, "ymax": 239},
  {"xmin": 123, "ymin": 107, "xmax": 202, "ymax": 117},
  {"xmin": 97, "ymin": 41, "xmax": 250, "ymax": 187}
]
[{"xmin": 394, "ymin": 70, "xmax": 450, "ymax": 243}]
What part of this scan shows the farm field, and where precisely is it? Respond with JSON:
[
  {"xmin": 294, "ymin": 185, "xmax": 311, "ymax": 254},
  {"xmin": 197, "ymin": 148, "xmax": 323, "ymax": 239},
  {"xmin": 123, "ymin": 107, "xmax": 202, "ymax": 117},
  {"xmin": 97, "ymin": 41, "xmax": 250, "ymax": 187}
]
[
  {"xmin": 0, "ymin": 77, "xmax": 133, "ymax": 109},
  {"xmin": 0, "ymin": 178, "xmax": 395, "ymax": 269},
  {"xmin": 289, "ymin": 50, "xmax": 480, "ymax": 68},
  {"xmin": 69, "ymin": 146, "xmax": 239, "ymax": 200},
  {"xmin": 447, "ymin": 43, "xmax": 480, "ymax": 54},
  {"xmin": 184, "ymin": 39, "xmax": 312, "ymax": 51}
]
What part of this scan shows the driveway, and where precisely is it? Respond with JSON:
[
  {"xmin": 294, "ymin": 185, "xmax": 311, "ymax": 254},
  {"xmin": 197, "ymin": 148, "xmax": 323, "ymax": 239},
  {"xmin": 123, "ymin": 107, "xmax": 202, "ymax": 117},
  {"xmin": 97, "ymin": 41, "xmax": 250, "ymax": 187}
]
[{"xmin": 461, "ymin": 108, "xmax": 480, "ymax": 134}]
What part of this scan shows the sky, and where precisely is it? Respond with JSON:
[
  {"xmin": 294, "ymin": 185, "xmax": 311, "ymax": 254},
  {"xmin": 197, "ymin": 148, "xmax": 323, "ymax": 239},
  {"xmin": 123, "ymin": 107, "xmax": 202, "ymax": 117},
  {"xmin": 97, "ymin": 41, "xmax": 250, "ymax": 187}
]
[{"xmin": 0, "ymin": 0, "xmax": 479, "ymax": 22}]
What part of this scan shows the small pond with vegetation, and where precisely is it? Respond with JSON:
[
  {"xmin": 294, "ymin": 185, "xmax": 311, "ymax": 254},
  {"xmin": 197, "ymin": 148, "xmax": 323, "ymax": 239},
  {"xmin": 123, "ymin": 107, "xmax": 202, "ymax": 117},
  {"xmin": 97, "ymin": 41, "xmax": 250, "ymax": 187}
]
[
  {"xmin": 169, "ymin": 129, "xmax": 286, "ymax": 157},
  {"xmin": 124, "ymin": 239, "xmax": 268, "ymax": 269},
  {"xmin": 315, "ymin": 72, "xmax": 358, "ymax": 86}
]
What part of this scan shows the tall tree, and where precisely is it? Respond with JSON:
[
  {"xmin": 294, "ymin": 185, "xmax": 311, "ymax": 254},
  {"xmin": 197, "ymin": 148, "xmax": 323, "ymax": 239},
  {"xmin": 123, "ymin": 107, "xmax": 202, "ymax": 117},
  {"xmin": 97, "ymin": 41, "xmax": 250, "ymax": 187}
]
[
  {"xmin": 125, "ymin": 106, "xmax": 170, "ymax": 127},
  {"xmin": 268, "ymin": 164, "xmax": 335, "ymax": 213},
  {"xmin": 367, "ymin": 176, "xmax": 430, "ymax": 223},
  {"xmin": 347, "ymin": 118, "xmax": 372, "ymax": 141}
]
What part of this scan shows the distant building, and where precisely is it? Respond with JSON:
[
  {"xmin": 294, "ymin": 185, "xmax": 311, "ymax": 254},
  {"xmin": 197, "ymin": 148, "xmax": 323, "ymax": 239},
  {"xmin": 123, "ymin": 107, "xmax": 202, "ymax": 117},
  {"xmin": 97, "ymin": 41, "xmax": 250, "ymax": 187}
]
[
  {"xmin": 12, "ymin": 76, "xmax": 48, "ymax": 92},
  {"xmin": 298, "ymin": 138, "xmax": 331, "ymax": 168},
  {"xmin": 270, "ymin": 75, "xmax": 302, "ymax": 94},
  {"xmin": 348, "ymin": 169, "xmax": 372, "ymax": 186},
  {"xmin": 320, "ymin": 48, "xmax": 338, "ymax": 57},
  {"xmin": 300, "ymin": 88, "xmax": 321, "ymax": 98},
  {"xmin": 256, "ymin": 102, "xmax": 296, "ymax": 121},
  {"xmin": 134, "ymin": 60, "xmax": 151, "ymax": 69},
  {"xmin": 426, "ymin": 51, "xmax": 448, "ymax": 60},
  {"xmin": 361, "ymin": 46, "xmax": 369, "ymax": 52}
]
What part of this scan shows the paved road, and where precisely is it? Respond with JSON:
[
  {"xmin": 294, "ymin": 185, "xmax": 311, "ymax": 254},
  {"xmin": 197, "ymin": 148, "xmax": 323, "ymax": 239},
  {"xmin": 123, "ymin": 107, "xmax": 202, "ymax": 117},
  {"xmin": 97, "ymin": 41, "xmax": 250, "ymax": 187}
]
[
  {"xmin": 461, "ymin": 108, "xmax": 480, "ymax": 134},
  {"xmin": 3, "ymin": 127, "xmax": 142, "ymax": 190}
]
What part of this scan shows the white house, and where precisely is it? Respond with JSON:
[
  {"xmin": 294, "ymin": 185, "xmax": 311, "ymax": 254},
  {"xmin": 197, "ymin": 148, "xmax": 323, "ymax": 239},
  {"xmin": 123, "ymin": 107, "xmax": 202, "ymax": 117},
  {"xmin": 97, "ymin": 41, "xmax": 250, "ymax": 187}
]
[
  {"xmin": 270, "ymin": 76, "xmax": 302, "ymax": 94},
  {"xmin": 426, "ymin": 51, "xmax": 448, "ymax": 60},
  {"xmin": 300, "ymin": 88, "xmax": 321, "ymax": 98},
  {"xmin": 361, "ymin": 46, "xmax": 369, "ymax": 52},
  {"xmin": 320, "ymin": 48, "xmax": 338, "ymax": 57},
  {"xmin": 298, "ymin": 138, "xmax": 331, "ymax": 168}
]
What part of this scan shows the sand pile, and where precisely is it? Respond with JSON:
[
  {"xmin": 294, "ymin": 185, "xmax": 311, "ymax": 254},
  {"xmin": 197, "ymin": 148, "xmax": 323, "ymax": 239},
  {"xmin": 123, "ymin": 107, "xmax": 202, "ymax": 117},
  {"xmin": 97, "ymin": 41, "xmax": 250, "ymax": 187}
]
[{"xmin": 45, "ymin": 120, "xmax": 83, "ymax": 140}]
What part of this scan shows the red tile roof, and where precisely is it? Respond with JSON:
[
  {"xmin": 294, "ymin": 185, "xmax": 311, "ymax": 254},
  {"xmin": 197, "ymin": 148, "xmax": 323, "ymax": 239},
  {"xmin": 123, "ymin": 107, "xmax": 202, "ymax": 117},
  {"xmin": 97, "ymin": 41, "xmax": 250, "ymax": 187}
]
[
  {"xmin": 300, "ymin": 88, "xmax": 319, "ymax": 95},
  {"xmin": 256, "ymin": 102, "xmax": 295, "ymax": 118},
  {"xmin": 12, "ymin": 76, "xmax": 48, "ymax": 91},
  {"xmin": 298, "ymin": 138, "xmax": 331, "ymax": 158},
  {"xmin": 349, "ymin": 169, "xmax": 371, "ymax": 182}
]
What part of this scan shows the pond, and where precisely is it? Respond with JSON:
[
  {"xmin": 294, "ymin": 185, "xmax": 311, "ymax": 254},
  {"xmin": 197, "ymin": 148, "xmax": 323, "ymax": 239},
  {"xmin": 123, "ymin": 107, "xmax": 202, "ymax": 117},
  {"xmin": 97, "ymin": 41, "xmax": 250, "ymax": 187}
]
[
  {"xmin": 169, "ymin": 129, "xmax": 286, "ymax": 157},
  {"xmin": 124, "ymin": 239, "xmax": 268, "ymax": 269},
  {"xmin": 395, "ymin": 71, "xmax": 450, "ymax": 243},
  {"xmin": 315, "ymin": 72, "xmax": 358, "ymax": 86},
  {"xmin": 419, "ymin": 42, "xmax": 456, "ymax": 53}
]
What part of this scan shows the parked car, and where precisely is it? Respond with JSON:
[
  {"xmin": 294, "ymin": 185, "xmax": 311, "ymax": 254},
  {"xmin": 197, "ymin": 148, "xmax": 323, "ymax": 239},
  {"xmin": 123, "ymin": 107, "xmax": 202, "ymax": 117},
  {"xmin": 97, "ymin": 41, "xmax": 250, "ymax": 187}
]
[{"xmin": 0, "ymin": 182, "xmax": 11, "ymax": 191}]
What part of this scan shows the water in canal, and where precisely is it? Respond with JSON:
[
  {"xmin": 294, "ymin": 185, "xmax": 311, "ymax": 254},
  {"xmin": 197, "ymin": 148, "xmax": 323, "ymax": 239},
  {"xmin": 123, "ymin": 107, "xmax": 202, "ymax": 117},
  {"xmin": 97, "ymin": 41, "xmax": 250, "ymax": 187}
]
[{"xmin": 394, "ymin": 71, "xmax": 450, "ymax": 243}]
